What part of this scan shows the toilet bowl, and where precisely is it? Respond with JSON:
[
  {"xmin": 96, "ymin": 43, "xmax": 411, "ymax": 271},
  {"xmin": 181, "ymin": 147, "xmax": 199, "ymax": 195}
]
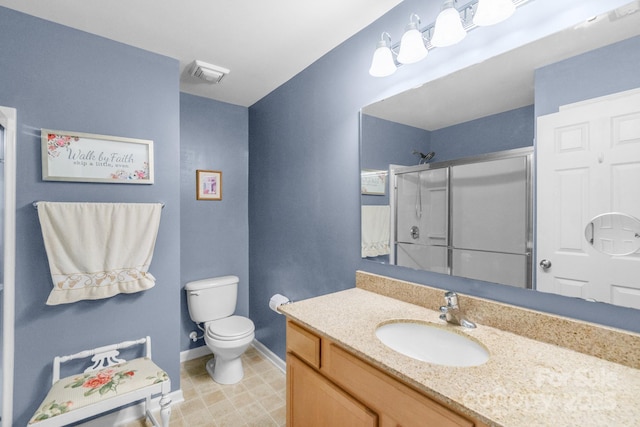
[
  {"xmin": 185, "ymin": 276, "xmax": 255, "ymax": 384},
  {"xmin": 204, "ymin": 315, "xmax": 255, "ymax": 384}
]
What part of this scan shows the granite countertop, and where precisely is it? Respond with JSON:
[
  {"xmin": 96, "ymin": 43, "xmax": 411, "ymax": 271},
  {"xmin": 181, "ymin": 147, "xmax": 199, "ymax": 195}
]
[{"xmin": 280, "ymin": 288, "xmax": 640, "ymax": 427}]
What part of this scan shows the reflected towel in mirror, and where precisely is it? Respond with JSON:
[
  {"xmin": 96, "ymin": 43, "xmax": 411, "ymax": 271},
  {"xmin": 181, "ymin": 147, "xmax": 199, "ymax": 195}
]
[{"xmin": 361, "ymin": 205, "xmax": 390, "ymax": 257}]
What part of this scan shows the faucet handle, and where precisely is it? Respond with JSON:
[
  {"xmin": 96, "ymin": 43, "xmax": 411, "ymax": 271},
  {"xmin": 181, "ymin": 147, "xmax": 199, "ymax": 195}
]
[{"xmin": 444, "ymin": 291, "xmax": 459, "ymax": 308}]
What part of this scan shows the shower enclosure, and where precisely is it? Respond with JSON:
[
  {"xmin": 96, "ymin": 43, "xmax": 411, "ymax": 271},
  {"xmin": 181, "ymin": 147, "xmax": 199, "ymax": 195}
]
[{"xmin": 391, "ymin": 148, "xmax": 533, "ymax": 288}]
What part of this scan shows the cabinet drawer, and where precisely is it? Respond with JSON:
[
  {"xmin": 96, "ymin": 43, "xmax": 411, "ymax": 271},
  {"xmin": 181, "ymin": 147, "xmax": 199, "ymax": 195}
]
[
  {"xmin": 286, "ymin": 320, "xmax": 321, "ymax": 369},
  {"xmin": 322, "ymin": 340, "xmax": 475, "ymax": 427}
]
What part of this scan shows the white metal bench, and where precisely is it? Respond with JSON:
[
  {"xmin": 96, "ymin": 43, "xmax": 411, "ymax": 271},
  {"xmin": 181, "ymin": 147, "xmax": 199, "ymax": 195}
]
[{"xmin": 28, "ymin": 336, "xmax": 171, "ymax": 426}]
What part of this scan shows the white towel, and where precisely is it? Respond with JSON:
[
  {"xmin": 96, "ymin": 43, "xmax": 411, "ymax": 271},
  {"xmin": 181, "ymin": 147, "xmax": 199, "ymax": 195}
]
[
  {"xmin": 37, "ymin": 202, "xmax": 162, "ymax": 305},
  {"xmin": 361, "ymin": 205, "xmax": 391, "ymax": 257}
]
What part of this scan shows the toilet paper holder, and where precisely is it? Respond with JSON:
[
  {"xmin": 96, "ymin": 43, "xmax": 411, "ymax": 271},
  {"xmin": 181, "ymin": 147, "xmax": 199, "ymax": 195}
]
[{"xmin": 269, "ymin": 294, "xmax": 292, "ymax": 313}]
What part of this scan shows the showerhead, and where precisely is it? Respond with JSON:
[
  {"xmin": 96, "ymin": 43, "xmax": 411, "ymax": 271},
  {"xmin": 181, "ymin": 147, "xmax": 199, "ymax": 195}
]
[{"xmin": 412, "ymin": 150, "xmax": 436, "ymax": 164}]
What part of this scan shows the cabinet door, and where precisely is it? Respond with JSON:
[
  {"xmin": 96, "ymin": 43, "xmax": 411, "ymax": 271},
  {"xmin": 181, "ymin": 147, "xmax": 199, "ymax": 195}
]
[{"xmin": 287, "ymin": 354, "xmax": 378, "ymax": 427}]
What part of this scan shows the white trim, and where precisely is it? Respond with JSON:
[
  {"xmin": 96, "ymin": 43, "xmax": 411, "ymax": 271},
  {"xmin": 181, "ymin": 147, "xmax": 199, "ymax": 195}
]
[
  {"xmin": 559, "ymin": 87, "xmax": 640, "ymax": 111},
  {"xmin": 180, "ymin": 345, "xmax": 212, "ymax": 363},
  {"xmin": 74, "ymin": 389, "xmax": 184, "ymax": 427},
  {"xmin": 0, "ymin": 105, "xmax": 16, "ymax": 427},
  {"xmin": 179, "ymin": 340, "xmax": 286, "ymax": 373},
  {"xmin": 251, "ymin": 339, "xmax": 286, "ymax": 374}
]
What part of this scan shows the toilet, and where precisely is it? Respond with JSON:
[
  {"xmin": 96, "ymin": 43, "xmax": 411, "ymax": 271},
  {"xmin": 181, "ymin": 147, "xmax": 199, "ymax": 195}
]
[{"xmin": 185, "ymin": 275, "xmax": 255, "ymax": 384}]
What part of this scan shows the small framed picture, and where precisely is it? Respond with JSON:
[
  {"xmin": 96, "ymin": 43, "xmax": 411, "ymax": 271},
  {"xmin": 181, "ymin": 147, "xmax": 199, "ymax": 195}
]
[{"xmin": 196, "ymin": 170, "xmax": 222, "ymax": 201}]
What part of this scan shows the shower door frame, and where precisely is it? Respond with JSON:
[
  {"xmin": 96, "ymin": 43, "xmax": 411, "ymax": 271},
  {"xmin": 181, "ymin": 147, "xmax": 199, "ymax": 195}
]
[{"xmin": 0, "ymin": 106, "xmax": 16, "ymax": 427}]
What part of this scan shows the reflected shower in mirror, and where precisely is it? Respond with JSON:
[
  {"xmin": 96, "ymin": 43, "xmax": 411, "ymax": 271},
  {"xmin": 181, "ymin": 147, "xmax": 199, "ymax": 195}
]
[
  {"xmin": 360, "ymin": 1, "xmax": 640, "ymax": 308},
  {"xmin": 387, "ymin": 148, "xmax": 532, "ymax": 288}
]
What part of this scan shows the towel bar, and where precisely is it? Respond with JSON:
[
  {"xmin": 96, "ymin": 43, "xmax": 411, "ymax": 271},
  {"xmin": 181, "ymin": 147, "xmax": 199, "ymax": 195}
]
[{"xmin": 33, "ymin": 201, "xmax": 165, "ymax": 209}]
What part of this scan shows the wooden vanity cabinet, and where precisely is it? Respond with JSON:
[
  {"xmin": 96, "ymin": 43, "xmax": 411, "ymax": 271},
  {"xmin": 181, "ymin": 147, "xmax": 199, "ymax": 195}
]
[{"xmin": 286, "ymin": 319, "xmax": 486, "ymax": 427}]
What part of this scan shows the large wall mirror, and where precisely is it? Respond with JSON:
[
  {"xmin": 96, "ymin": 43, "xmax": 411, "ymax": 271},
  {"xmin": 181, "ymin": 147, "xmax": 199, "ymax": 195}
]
[{"xmin": 360, "ymin": 1, "xmax": 640, "ymax": 309}]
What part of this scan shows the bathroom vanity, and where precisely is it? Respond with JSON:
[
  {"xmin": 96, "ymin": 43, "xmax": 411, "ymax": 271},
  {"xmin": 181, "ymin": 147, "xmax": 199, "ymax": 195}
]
[
  {"xmin": 280, "ymin": 272, "xmax": 640, "ymax": 427},
  {"xmin": 286, "ymin": 320, "xmax": 486, "ymax": 427}
]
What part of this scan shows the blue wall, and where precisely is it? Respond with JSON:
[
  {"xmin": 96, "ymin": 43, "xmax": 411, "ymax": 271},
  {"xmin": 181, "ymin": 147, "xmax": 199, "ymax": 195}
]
[
  {"xmin": 535, "ymin": 35, "xmax": 640, "ymax": 116},
  {"xmin": 180, "ymin": 93, "xmax": 249, "ymax": 351},
  {"xmin": 431, "ymin": 105, "xmax": 534, "ymax": 161},
  {"xmin": 248, "ymin": 0, "xmax": 640, "ymax": 361},
  {"xmin": 361, "ymin": 114, "xmax": 430, "ymax": 170},
  {"xmin": 0, "ymin": 7, "xmax": 181, "ymax": 424},
  {"xmin": 361, "ymin": 114, "xmax": 430, "ymax": 206}
]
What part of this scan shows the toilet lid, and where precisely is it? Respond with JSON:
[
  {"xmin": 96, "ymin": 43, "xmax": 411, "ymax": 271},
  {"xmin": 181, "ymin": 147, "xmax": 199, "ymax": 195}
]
[{"xmin": 207, "ymin": 316, "xmax": 255, "ymax": 341}]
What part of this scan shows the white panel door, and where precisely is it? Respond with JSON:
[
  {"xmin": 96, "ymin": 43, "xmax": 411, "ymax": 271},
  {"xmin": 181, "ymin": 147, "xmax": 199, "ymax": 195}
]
[{"xmin": 537, "ymin": 89, "xmax": 640, "ymax": 308}]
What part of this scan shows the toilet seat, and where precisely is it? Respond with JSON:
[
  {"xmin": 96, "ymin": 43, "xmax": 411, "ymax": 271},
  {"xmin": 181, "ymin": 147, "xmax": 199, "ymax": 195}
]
[{"xmin": 206, "ymin": 316, "xmax": 254, "ymax": 341}]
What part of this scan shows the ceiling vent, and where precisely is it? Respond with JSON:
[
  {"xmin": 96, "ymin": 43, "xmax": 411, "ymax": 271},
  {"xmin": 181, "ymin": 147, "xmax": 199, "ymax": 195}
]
[{"xmin": 189, "ymin": 60, "xmax": 230, "ymax": 84}]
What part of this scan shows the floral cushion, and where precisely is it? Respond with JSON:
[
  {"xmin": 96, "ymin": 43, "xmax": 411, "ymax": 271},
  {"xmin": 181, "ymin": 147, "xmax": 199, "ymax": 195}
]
[{"xmin": 29, "ymin": 357, "xmax": 169, "ymax": 424}]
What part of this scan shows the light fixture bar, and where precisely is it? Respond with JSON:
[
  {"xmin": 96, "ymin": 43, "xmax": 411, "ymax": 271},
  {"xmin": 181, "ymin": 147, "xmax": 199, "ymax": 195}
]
[
  {"xmin": 370, "ymin": 0, "xmax": 533, "ymax": 77},
  {"xmin": 412, "ymin": 0, "xmax": 530, "ymax": 50}
]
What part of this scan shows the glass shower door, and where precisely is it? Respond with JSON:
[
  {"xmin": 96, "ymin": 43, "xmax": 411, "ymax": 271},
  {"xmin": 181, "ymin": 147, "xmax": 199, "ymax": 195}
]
[
  {"xmin": 449, "ymin": 156, "xmax": 530, "ymax": 288},
  {"xmin": 395, "ymin": 168, "xmax": 449, "ymax": 273}
]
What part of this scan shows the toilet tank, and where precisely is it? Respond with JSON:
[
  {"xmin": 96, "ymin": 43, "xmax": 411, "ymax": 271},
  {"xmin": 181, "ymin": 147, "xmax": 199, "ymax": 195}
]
[{"xmin": 185, "ymin": 275, "xmax": 239, "ymax": 323}]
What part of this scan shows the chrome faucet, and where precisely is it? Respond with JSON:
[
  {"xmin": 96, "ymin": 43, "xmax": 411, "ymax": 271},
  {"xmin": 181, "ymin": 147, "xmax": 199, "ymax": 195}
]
[{"xmin": 439, "ymin": 291, "xmax": 476, "ymax": 328}]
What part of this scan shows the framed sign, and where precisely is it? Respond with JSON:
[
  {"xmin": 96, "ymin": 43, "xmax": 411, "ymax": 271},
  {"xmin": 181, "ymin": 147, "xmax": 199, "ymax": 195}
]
[
  {"xmin": 196, "ymin": 170, "xmax": 222, "ymax": 201},
  {"xmin": 361, "ymin": 169, "xmax": 387, "ymax": 195},
  {"xmin": 42, "ymin": 129, "xmax": 154, "ymax": 184}
]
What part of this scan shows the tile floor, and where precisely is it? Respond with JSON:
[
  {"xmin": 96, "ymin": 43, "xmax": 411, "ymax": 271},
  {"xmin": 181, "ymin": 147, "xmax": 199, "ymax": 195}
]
[{"xmin": 125, "ymin": 347, "xmax": 286, "ymax": 427}]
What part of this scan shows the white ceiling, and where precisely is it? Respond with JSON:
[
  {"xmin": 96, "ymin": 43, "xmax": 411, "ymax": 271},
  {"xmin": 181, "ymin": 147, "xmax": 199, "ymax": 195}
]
[{"xmin": 0, "ymin": 0, "xmax": 402, "ymax": 107}]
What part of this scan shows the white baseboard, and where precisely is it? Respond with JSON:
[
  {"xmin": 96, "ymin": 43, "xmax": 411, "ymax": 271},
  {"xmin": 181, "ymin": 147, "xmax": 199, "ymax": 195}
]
[
  {"xmin": 179, "ymin": 340, "xmax": 286, "ymax": 373},
  {"xmin": 180, "ymin": 344, "xmax": 212, "ymax": 363},
  {"xmin": 76, "ymin": 389, "xmax": 184, "ymax": 427},
  {"xmin": 251, "ymin": 339, "xmax": 286, "ymax": 373}
]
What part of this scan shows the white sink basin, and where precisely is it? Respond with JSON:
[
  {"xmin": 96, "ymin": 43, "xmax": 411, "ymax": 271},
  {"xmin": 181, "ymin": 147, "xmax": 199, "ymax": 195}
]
[{"xmin": 375, "ymin": 321, "xmax": 489, "ymax": 367}]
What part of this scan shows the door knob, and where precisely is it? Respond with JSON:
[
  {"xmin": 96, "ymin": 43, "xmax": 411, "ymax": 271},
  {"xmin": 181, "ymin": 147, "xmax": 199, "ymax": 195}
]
[
  {"xmin": 409, "ymin": 226, "xmax": 420, "ymax": 239},
  {"xmin": 539, "ymin": 259, "xmax": 552, "ymax": 270}
]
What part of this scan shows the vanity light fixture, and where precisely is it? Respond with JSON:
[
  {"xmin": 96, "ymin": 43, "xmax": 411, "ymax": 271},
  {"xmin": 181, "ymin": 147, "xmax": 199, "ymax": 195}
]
[
  {"xmin": 473, "ymin": 0, "xmax": 516, "ymax": 26},
  {"xmin": 431, "ymin": 0, "xmax": 467, "ymax": 48},
  {"xmin": 368, "ymin": 32, "xmax": 397, "ymax": 77},
  {"xmin": 368, "ymin": 0, "xmax": 529, "ymax": 77},
  {"xmin": 397, "ymin": 14, "xmax": 429, "ymax": 64}
]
